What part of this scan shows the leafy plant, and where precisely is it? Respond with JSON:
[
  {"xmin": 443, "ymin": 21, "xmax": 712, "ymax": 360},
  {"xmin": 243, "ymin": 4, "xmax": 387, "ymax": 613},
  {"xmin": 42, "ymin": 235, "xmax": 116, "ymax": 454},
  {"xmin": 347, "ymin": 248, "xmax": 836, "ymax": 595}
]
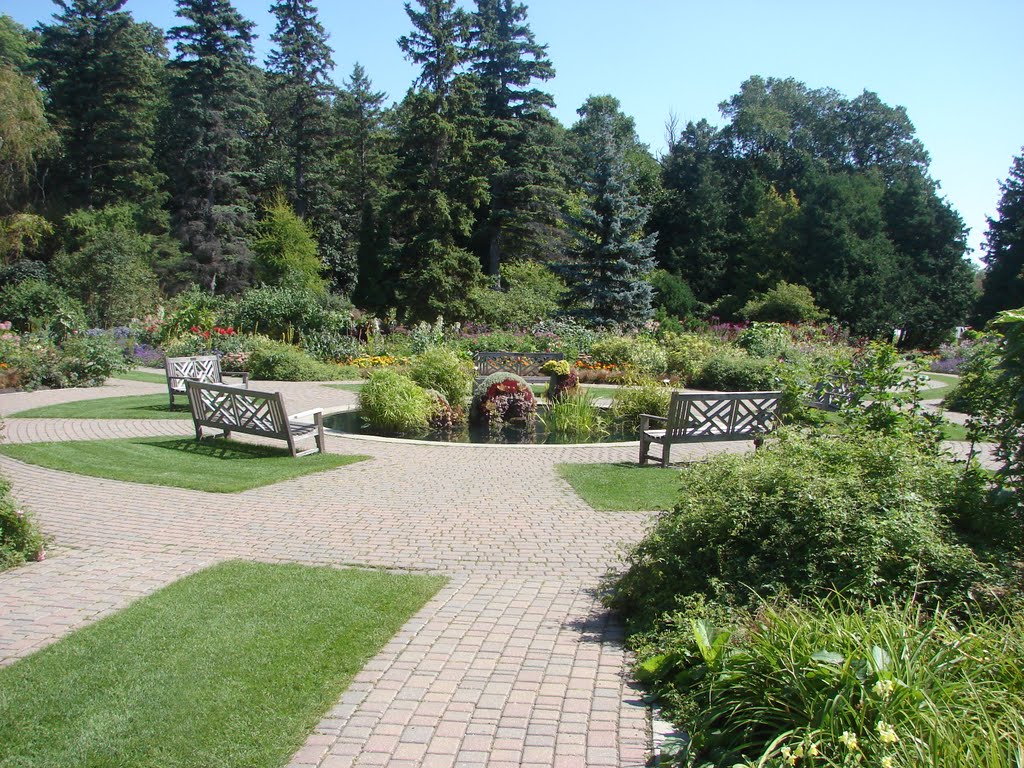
[
  {"xmin": 231, "ymin": 286, "xmax": 339, "ymax": 343},
  {"xmin": 736, "ymin": 321, "xmax": 792, "ymax": 358},
  {"xmin": 693, "ymin": 349, "xmax": 780, "ymax": 391},
  {"xmin": 408, "ymin": 346, "xmax": 474, "ymax": 407},
  {"xmin": 662, "ymin": 332, "xmax": 714, "ymax": 383},
  {"xmin": 609, "ymin": 377, "xmax": 671, "ymax": 430},
  {"xmin": 740, "ymin": 280, "xmax": 826, "ymax": 323},
  {"xmin": 0, "ymin": 470, "xmax": 45, "ymax": 570},
  {"xmin": 246, "ymin": 338, "xmax": 340, "ymax": 381},
  {"xmin": 359, "ymin": 370, "xmax": 433, "ymax": 434},
  {"xmin": 0, "ymin": 278, "xmax": 85, "ymax": 339}
]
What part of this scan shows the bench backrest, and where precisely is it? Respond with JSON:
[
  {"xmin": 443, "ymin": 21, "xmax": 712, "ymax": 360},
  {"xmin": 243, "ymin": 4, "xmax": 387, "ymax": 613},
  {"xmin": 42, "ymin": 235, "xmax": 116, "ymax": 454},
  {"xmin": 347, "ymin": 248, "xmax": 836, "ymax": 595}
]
[
  {"xmin": 809, "ymin": 377, "xmax": 860, "ymax": 412},
  {"xmin": 666, "ymin": 391, "xmax": 782, "ymax": 442},
  {"xmin": 185, "ymin": 380, "xmax": 289, "ymax": 439},
  {"xmin": 166, "ymin": 355, "xmax": 223, "ymax": 393},
  {"xmin": 474, "ymin": 351, "xmax": 564, "ymax": 379}
]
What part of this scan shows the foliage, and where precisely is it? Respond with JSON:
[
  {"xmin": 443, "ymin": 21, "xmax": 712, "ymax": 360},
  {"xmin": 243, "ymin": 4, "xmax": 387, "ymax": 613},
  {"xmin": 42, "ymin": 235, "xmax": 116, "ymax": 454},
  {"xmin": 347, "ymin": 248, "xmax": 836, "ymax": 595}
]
[
  {"xmin": 987, "ymin": 309, "xmax": 1024, "ymax": 507},
  {"xmin": 0, "ymin": 52, "xmax": 56, "ymax": 212},
  {"xmin": 0, "ymin": 215, "xmax": 53, "ymax": 265},
  {"xmin": 632, "ymin": 596, "xmax": 1024, "ymax": 768},
  {"xmin": 562, "ymin": 101, "xmax": 656, "ymax": 327},
  {"xmin": 53, "ymin": 205, "xmax": 161, "ymax": 327},
  {"xmin": 470, "ymin": 260, "xmax": 566, "ymax": 328},
  {"xmin": 609, "ymin": 378, "xmax": 671, "ymax": 430},
  {"xmin": 539, "ymin": 392, "xmax": 607, "ymax": 441},
  {"xmin": 693, "ymin": 349, "xmax": 780, "ymax": 391},
  {"xmin": 976, "ymin": 151, "xmax": 1024, "ymax": 323},
  {"xmin": 54, "ymin": 333, "xmax": 127, "ymax": 386},
  {"xmin": 0, "ymin": 330, "xmax": 125, "ymax": 390},
  {"xmin": 359, "ymin": 369, "xmax": 433, "ymax": 433},
  {"xmin": 0, "ymin": 472, "xmax": 45, "ymax": 570},
  {"xmin": 300, "ymin": 328, "xmax": 361, "ymax": 363},
  {"xmin": 159, "ymin": 286, "xmax": 228, "ymax": 342},
  {"xmin": 611, "ymin": 429, "xmax": 1003, "ymax": 630},
  {"xmin": 231, "ymin": 285, "xmax": 342, "ymax": 342},
  {"xmin": 944, "ymin": 335, "xmax": 1005, "ymax": 416},
  {"xmin": 736, "ymin": 321, "xmax": 793, "ymax": 358},
  {"xmin": 649, "ymin": 269, "xmax": 698, "ymax": 318},
  {"xmin": 471, "ymin": 371, "xmax": 536, "ymax": 427},
  {"xmin": 0, "ymin": 561, "xmax": 444, "ymax": 768},
  {"xmin": 408, "ymin": 346, "xmax": 474, "ymax": 407},
  {"xmin": 590, "ymin": 335, "xmax": 667, "ymax": 375},
  {"xmin": 0, "ymin": 279, "xmax": 85, "ymax": 338},
  {"xmin": 662, "ymin": 333, "xmax": 714, "ymax": 383},
  {"xmin": 251, "ymin": 196, "xmax": 327, "ymax": 295},
  {"xmin": 741, "ymin": 280, "xmax": 826, "ymax": 323},
  {"xmin": 246, "ymin": 338, "xmax": 339, "ymax": 381}
]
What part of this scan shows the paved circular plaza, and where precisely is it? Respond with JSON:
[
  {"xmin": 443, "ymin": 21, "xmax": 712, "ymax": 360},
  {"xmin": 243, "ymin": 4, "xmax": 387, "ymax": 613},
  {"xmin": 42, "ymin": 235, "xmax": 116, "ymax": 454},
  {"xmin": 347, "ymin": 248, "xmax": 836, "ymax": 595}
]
[{"xmin": 0, "ymin": 378, "xmax": 762, "ymax": 768}]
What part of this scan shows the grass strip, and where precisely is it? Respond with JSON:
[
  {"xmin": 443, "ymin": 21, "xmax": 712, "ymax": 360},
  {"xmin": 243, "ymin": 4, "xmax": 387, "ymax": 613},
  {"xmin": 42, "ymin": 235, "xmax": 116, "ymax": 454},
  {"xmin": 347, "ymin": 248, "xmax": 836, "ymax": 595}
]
[
  {"xmin": 9, "ymin": 394, "xmax": 191, "ymax": 420},
  {"xmin": 558, "ymin": 462, "xmax": 680, "ymax": 511},
  {"xmin": 0, "ymin": 560, "xmax": 445, "ymax": 768},
  {"xmin": 113, "ymin": 370, "xmax": 167, "ymax": 384},
  {"xmin": 0, "ymin": 436, "xmax": 368, "ymax": 493}
]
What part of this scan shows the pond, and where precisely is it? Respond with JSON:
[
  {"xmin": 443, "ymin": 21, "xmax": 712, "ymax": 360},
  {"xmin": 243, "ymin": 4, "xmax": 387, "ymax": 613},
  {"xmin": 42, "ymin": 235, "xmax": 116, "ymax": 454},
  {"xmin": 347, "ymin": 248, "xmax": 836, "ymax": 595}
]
[{"xmin": 323, "ymin": 408, "xmax": 638, "ymax": 445}]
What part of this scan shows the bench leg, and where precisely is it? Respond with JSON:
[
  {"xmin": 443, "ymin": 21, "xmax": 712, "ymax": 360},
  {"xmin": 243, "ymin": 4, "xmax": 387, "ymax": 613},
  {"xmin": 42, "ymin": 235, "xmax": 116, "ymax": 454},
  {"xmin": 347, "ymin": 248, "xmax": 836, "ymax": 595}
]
[
  {"xmin": 194, "ymin": 422, "xmax": 203, "ymax": 441},
  {"xmin": 639, "ymin": 437, "xmax": 648, "ymax": 466},
  {"xmin": 661, "ymin": 442, "xmax": 671, "ymax": 468}
]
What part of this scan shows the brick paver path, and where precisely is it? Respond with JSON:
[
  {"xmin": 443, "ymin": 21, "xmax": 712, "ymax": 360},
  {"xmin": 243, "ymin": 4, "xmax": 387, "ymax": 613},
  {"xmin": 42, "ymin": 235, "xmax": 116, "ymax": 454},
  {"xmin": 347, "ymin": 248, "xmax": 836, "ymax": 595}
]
[{"xmin": 0, "ymin": 378, "xmax": 751, "ymax": 768}]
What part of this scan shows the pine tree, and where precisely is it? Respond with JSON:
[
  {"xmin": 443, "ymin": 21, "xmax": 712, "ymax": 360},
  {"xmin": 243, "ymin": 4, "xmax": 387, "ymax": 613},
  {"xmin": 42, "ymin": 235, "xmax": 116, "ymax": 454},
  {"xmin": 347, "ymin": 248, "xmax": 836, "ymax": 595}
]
[
  {"xmin": 34, "ymin": 0, "xmax": 167, "ymax": 214},
  {"xmin": 563, "ymin": 110, "xmax": 656, "ymax": 327},
  {"xmin": 469, "ymin": 0, "xmax": 563, "ymax": 272},
  {"xmin": 392, "ymin": 0, "xmax": 488, "ymax": 321},
  {"xmin": 163, "ymin": 0, "xmax": 264, "ymax": 293},
  {"xmin": 336, "ymin": 63, "xmax": 394, "ymax": 308},
  {"xmin": 978, "ymin": 152, "xmax": 1024, "ymax": 322}
]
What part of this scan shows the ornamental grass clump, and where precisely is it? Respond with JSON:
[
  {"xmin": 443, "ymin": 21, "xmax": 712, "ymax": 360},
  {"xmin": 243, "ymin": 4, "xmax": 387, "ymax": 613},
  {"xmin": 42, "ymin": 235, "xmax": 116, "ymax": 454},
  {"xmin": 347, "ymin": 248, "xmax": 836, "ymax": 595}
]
[
  {"xmin": 471, "ymin": 372, "xmax": 536, "ymax": 428},
  {"xmin": 631, "ymin": 596, "xmax": 1024, "ymax": 768},
  {"xmin": 409, "ymin": 346, "xmax": 474, "ymax": 408},
  {"xmin": 359, "ymin": 370, "xmax": 432, "ymax": 434},
  {"xmin": 540, "ymin": 392, "xmax": 607, "ymax": 441}
]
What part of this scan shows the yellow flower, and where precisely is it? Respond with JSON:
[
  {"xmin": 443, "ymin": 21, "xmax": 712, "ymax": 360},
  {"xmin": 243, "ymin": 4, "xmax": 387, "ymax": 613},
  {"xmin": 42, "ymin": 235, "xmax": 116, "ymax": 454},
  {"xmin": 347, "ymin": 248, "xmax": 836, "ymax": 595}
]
[
  {"xmin": 881, "ymin": 757, "xmax": 894, "ymax": 768},
  {"xmin": 872, "ymin": 679, "xmax": 895, "ymax": 699},
  {"xmin": 807, "ymin": 742, "xmax": 820, "ymax": 757},
  {"xmin": 839, "ymin": 731, "xmax": 859, "ymax": 751},
  {"xmin": 876, "ymin": 721, "xmax": 899, "ymax": 745}
]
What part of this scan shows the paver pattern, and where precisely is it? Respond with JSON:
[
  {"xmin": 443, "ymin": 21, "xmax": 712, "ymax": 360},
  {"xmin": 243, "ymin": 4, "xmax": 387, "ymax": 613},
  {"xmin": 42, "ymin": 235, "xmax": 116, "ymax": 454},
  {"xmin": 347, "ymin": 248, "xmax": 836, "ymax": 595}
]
[{"xmin": 0, "ymin": 378, "xmax": 749, "ymax": 767}]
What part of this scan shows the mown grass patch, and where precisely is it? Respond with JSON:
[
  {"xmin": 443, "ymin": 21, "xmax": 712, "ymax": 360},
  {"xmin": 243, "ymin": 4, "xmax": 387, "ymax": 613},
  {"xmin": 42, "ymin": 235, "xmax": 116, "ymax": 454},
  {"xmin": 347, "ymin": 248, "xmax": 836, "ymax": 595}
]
[
  {"xmin": 9, "ymin": 394, "xmax": 190, "ymax": 420},
  {"xmin": 0, "ymin": 437, "xmax": 367, "ymax": 493},
  {"xmin": 0, "ymin": 560, "xmax": 445, "ymax": 768},
  {"xmin": 113, "ymin": 370, "xmax": 167, "ymax": 384},
  {"xmin": 558, "ymin": 462, "xmax": 680, "ymax": 511}
]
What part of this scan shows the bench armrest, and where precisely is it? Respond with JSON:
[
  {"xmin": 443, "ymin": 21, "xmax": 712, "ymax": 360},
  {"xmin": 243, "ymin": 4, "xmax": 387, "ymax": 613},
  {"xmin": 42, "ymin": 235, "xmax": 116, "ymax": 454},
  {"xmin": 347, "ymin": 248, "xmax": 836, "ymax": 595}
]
[
  {"xmin": 639, "ymin": 413, "xmax": 666, "ymax": 431},
  {"xmin": 290, "ymin": 408, "xmax": 324, "ymax": 422}
]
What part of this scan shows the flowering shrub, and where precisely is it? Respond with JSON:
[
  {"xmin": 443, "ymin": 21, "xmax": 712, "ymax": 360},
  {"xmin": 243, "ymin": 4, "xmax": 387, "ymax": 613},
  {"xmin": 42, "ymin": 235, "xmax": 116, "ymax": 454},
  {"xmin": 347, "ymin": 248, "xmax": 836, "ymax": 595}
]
[
  {"xmin": 471, "ymin": 372, "xmax": 537, "ymax": 428},
  {"xmin": 0, "ymin": 471, "xmax": 45, "ymax": 571},
  {"xmin": 737, "ymin": 321, "xmax": 793, "ymax": 358},
  {"xmin": 0, "ymin": 330, "xmax": 125, "ymax": 390}
]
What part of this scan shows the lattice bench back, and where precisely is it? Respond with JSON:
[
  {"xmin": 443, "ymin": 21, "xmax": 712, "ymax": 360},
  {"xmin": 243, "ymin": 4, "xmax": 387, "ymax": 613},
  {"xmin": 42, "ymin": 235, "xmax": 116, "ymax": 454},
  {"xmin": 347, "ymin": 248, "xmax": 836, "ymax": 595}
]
[
  {"xmin": 474, "ymin": 351, "xmax": 564, "ymax": 381},
  {"xmin": 166, "ymin": 355, "xmax": 223, "ymax": 393},
  {"xmin": 666, "ymin": 391, "xmax": 782, "ymax": 441},
  {"xmin": 185, "ymin": 380, "xmax": 324, "ymax": 457}
]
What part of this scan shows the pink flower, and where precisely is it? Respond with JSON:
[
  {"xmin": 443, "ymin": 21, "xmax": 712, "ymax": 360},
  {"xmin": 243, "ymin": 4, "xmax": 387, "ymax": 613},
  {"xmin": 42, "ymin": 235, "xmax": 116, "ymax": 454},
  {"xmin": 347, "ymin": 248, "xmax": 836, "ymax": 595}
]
[{"xmin": 36, "ymin": 547, "xmax": 45, "ymax": 562}]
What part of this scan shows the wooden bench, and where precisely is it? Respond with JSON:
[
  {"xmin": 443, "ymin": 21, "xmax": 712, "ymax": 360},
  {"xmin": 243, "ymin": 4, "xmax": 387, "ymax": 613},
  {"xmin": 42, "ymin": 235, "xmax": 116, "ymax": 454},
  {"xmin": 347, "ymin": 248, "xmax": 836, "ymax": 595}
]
[
  {"xmin": 639, "ymin": 390, "xmax": 782, "ymax": 467},
  {"xmin": 165, "ymin": 354, "xmax": 249, "ymax": 409},
  {"xmin": 807, "ymin": 377, "xmax": 860, "ymax": 412},
  {"xmin": 474, "ymin": 351, "xmax": 564, "ymax": 384},
  {"xmin": 185, "ymin": 380, "xmax": 325, "ymax": 457}
]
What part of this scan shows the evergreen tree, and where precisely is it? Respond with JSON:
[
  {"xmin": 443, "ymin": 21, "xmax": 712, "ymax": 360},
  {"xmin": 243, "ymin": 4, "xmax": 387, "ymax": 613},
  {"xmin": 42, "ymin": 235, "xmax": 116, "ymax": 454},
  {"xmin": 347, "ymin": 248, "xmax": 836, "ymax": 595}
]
[
  {"xmin": 336, "ymin": 63, "xmax": 394, "ymax": 308},
  {"xmin": 469, "ymin": 0, "xmax": 563, "ymax": 272},
  {"xmin": 563, "ymin": 110, "xmax": 656, "ymax": 327},
  {"xmin": 391, "ymin": 0, "xmax": 488, "ymax": 321},
  {"xmin": 163, "ymin": 0, "xmax": 264, "ymax": 293},
  {"xmin": 34, "ymin": 0, "xmax": 167, "ymax": 214},
  {"xmin": 977, "ymin": 151, "xmax": 1024, "ymax": 322}
]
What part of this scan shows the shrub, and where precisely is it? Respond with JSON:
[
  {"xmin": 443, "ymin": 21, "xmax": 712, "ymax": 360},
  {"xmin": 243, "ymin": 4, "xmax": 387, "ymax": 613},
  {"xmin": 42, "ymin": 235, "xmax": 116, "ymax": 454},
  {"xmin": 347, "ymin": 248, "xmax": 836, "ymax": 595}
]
[
  {"xmin": 471, "ymin": 372, "xmax": 537, "ymax": 427},
  {"xmin": 649, "ymin": 269, "xmax": 698, "ymax": 318},
  {"xmin": 0, "ymin": 472, "xmax": 45, "ymax": 570},
  {"xmin": 530, "ymin": 318, "xmax": 601, "ymax": 359},
  {"xmin": 470, "ymin": 260, "xmax": 566, "ymax": 328},
  {"xmin": 231, "ymin": 286, "xmax": 336, "ymax": 342},
  {"xmin": 632, "ymin": 596, "xmax": 1024, "ymax": 768},
  {"xmin": 159, "ymin": 287, "xmax": 228, "ymax": 343},
  {"xmin": 736, "ymin": 321, "xmax": 792, "ymax": 358},
  {"xmin": 740, "ymin": 280, "xmax": 826, "ymax": 323},
  {"xmin": 56, "ymin": 333, "xmax": 126, "ymax": 386},
  {"xmin": 609, "ymin": 378, "xmax": 671, "ymax": 430},
  {"xmin": 590, "ymin": 335, "xmax": 667, "ymax": 375},
  {"xmin": 944, "ymin": 334, "xmax": 1004, "ymax": 415},
  {"xmin": 611, "ymin": 429, "xmax": 1000, "ymax": 629},
  {"xmin": 408, "ymin": 347, "xmax": 474, "ymax": 407},
  {"xmin": 301, "ymin": 329, "xmax": 361, "ymax": 363},
  {"xmin": 246, "ymin": 339, "xmax": 340, "ymax": 381},
  {"xmin": 359, "ymin": 370, "xmax": 433, "ymax": 434},
  {"xmin": 693, "ymin": 349, "xmax": 779, "ymax": 391},
  {"xmin": 0, "ymin": 279, "xmax": 85, "ymax": 339},
  {"xmin": 0, "ymin": 259, "xmax": 49, "ymax": 289},
  {"xmin": 662, "ymin": 333, "xmax": 714, "ymax": 383}
]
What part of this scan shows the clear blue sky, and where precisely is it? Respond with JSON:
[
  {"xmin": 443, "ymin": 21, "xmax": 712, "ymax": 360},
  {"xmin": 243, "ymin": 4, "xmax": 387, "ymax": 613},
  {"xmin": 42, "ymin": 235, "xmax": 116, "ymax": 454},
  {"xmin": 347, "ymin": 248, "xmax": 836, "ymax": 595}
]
[{"xmin": 5, "ymin": 0, "xmax": 1022, "ymax": 260}]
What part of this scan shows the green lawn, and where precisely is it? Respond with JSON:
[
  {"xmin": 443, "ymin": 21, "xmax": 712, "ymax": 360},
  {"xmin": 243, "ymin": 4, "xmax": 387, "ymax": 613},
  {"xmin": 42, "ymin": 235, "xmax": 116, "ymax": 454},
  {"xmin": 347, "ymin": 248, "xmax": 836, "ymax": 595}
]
[
  {"xmin": 113, "ymin": 370, "xmax": 167, "ymax": 384},
  {"xmin": 327, "ymin": 382, "xmax": 365, "ymax": 393},
  {"xmin": 0, "ymin": 560, "xmax": 445, "ymax": 768},
  {"xmin": 9, "ymin": 394, "xmax": 190, "ymax": 420},
  {"xmin": 0, "ymin": 437, "xmax": 368, "ymax": 493},
  {"xmin": 558, "ymin": 462, "xmax": 681, "ymax": 511},
  {"xmin": 922, "ymin": 372, "xmax": 959, "ymax": 401}
]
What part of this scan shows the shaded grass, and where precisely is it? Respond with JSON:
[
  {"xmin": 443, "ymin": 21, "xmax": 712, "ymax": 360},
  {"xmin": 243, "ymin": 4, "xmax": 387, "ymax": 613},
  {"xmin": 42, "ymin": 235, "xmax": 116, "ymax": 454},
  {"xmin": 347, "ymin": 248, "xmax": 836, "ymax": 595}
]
[
  {"xmin": 0, "ymin": 437, "xmax": 368, "ymax": 493},
  {"xmin": 0, "ymin": 560, "xmax": 446, "ymax": 768},
  {"xmin": 9, "ymin": 394, "xmax": 190, "ymax": 420},
  {"xmin": 558, "ymin": 462, "xmax": 680, "ymax": 511},
  {"xmin": 113, "ymin": 369, "xmax": 167, "ymax": 384}
]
